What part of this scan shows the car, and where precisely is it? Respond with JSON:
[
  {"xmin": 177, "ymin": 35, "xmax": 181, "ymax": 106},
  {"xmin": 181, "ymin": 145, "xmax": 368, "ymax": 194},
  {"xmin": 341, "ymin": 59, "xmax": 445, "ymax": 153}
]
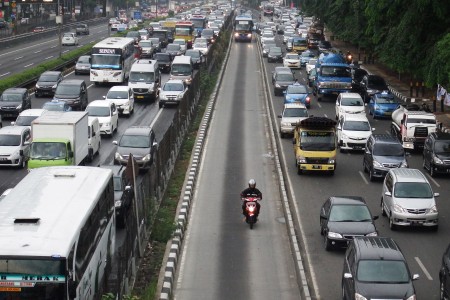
[
  {"xmin": 138, "ymin": 29, "xmax": 149, "ymax": 40},
  {"xmin": 272, "ymin": 70, "xmax": 296, "ymax": 96},
  {"xmin": 342, "ymin": 237, "xmax": 419, "ymax": 300},
  {"xmin": 286, "ymin": 37, "xmax": 294, "ymax": 52},
  {"xmin": 42, "ymin": 99, "xmax": 72, "ymax": 111},
  {"xmin": 283, "ymin": 52, "xmax": 300, "ymax": 69},
  {"xmin": 158, "ymin": 79, "xmax": 188, "ymax": 108},
  {"xmin": 277, "ymin": 103, "xmax": 309, "ymax": 138},
  {"xmin": 381, "ymin": 168, "xmax": 439, "ymax": 230},
  {"xmin": 0, "ymin": 88, "xmax": 31, "ymax": 118},
  {"xmin": 113, "ymin": 126, "xmax": 158, "ymax": 170},
  {"xmin": 360, "ymin": 74, "xmax": 389, "ymax": 102},
  {"xmin": 272, "ymin": 66, "xmax": 293, "ymax": 82},
  {"xmin": 148, "ymin": 37, "xmax": 162, "ymax": 53},
  {"xmin": 368, "ymin": 91, "xmax": 399, "ymax": 119},
  {"xmin": 154, "ymin": 52, "xmax": 172, "ymax": 73},
  {"xmin": 318, "ymin": 40, "xmax": 332, "ymax": 53},
  {"xmin": 267, "ymin": 47, "xmax": 283, "ymax": 63},
  {"xmin": 74, "ymin": 55, "xmax": 91, "ymax": 75},
  {"xmin": 320, "ymin": 196, "xmax": 378, "ymax": 251},
  {"xmin": 0, "ymin": 20, "xmax": 8, "ymax": 29},
  {"xmin": 35, "ymin": 71, "xmax": 63, "ymax": 97},
  {"xmin": 184, "ymin": 49, "xmax": 204, "ymax": 69},
  {"xmin": 300, "ymin": 50, "xmax": 315, "ymax": 66},
  {"xmin": 201, "ymin": 28, "xmax": 216, "ymax": 44},
  {"xmin": 439, "ymin": 243, "xmax": 450, "ymax": 300},
  {"xmin": 351, "ymin": 67, "xmax": 368, "ymax": 94},
  {"xmin": 85, "ymin": 100, "xmax": 119, "ymax": 136},
  {"xmin": 210, "ymin": 25, "xmax": 220, "ymax": 36},
  {"xmin": 337, "ymin": 114, "xmax": 374, "ymax": 152},
  {"xmin": 126, "ymin": 31, "xmax": 141, "ymax": 44},
  {"xmin": 305, "ymin": 58, "xmax": 317, "ymax": 74},
  {"xmin": 53, "ymin": 79, "xmax": 88, "ymax": 111},
  {"xmin": 75, "ymin": 23, "xmax": 89, "ymax": 35},
  {"xmin": 62, "ymin": 32, "xmax": 79, "ymax": 46},
  {"xmin": 104, "ymin": 86, "xmax": 135, "ymax": 116},
  {"xmin": 335, "ymin": 92, "xmax": 365, "ymax": 120},
  {"xmin": 261, "ymin": 40, "xmax": 276, "ymax": 57},
  {"xmin": 173, "ymin": 38, "xmax": 187, "ymax": 53},
  {"xmin": 193, "ymin": 41, "xmax": 209, "ymax": 55},
  {"xmin": 260, "ymin": 32, "xmax": 275, "ymax": 46},
  {"xmin": 423, "ymin": 131, "xmax": 450, "ymax": 177},
  {"xmin": 307, "ymin": 68, "xmax": 316, "ymax": 87},
  {"xmin": 0, "ymin": 126, "xmax": 31, "ymax": 168},
  {"xmin": 283, "ymin": 31, "xmax": 295, "ymax": 44},
  {"xmin": 165, "ymin": 43, "xmax": 183, "ymax": 57},
  {"xmin": 32, "ymin": 26, "xmax": 45, "ymax": 33},
  {"xmin": 139, "ymin": 40, "xmax": 155, "ymax": 58},
  {"xmin": 11, "ymin": 108, "xmax": 45, "ymax": 128},
  {"xmin": 100, "ymin": 165, "xmax": 134, "ymax": 228},
  {"xmin": 283, "ymin": 82, "xmax": 312, "ymax": 108}
]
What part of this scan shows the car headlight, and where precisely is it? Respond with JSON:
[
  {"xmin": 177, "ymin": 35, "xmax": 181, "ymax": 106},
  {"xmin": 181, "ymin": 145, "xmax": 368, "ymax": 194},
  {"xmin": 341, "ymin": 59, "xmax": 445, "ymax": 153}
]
[
  {"xmin": 177, "ymin": 93, "xmax": 184, "ymax": 100},
  {"xmin": 16, "ymin": 104, "xmax": 22, "ymax": 110},
  {"xmin": 428, "ymin": 205, "xmax": 438, "ymax": 214},
  {"xmin": 355, "ymin": 294, "xmax": 368, "ymax": 300},
  {"xmin": 406, "ymin": 295, "xmax": 416, "ymax": 300},
  {"xmin": 400, "ymin": 160, "xmax": 408, "ymax": 168},
  {"xmin": 115, "ymin": 200, "xmax": 122, "ymax": 208},
  {"xmin": 296, "ymin": 156, "xmax": 306, "ymax": 164},
  {"xmin": 366, "ymin": 231, "xmax": 378, "ymax": 237},
  {"xmin": 52, "ymin": 84, "xmax": 57, "ymax": 88},
  {"xmin": 35, "ymin": 83, "xmax": 40, "ymax": 88},
  {"xmin": 433, "ymin": 155, "xmax": 444, "ymax": 164},
  {"xmin": 281, "ymin": 122, "xmax": 290, "ymax": 126},
  {"xmin": 159, "ymin": 94, "xmax": 167, "ymax": 100},
  {"xmin": 275, "ymin": 84, "xmax": 281, "ymax": 88},
  {"xmin": 104, "ymin": 122, "xmax": 111, "ymax": 128},
  {"xmin": 392, "ymin": 204, "xmax": 405, "ymax": 213},
  {"xmin": 142, "ymin": 154, "xmax": 151, "ymax": 161},
  {"xmin": 341, "ymin": 133, "xmax": 348, "ymax": 139},
  {"xmin": 327, "ymin": 232, "xmax": 342, "ymax": 239},
  {"xmin": 373, "ymin": 160, "xmax": 383, "ymax": 168},
  {"xmin": 329, "ymin": 158, "xmax": 336, "ymax": 164},
  {"xmin": 115, "ymin": 152, "xmax": 123, "ymax": 160}
]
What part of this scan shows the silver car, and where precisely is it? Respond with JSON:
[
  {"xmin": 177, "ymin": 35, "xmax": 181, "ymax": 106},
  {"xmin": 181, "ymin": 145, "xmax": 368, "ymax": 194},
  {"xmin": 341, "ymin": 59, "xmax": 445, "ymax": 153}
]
[
  {"xmin": 158, "ymin": 80, "xmax": 188, "ymax": 108},
  {"xmin": 75, "ymin": 55, "xmax": 91, "ymax": 75},
  {"xmin": 0, "ymin": 126, "xmax": 31, "ymax": 168},
  {"xmin": 381, "ymin": 168, "xmax": 439, "ymax": 230}
]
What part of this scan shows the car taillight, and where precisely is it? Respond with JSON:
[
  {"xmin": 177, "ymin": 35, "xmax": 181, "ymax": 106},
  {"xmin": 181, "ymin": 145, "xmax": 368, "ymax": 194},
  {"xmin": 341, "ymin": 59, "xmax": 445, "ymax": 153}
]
[{"xmin": 306, "ymin": 97, "xmax": 311, "ymax": 103}]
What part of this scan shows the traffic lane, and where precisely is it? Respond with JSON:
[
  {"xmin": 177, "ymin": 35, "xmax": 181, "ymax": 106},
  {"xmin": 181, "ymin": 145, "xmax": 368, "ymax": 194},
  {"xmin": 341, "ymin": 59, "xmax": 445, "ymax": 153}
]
[{"xmin": 174, "ymin": 40, "xmax": 301, "ymax": 299}]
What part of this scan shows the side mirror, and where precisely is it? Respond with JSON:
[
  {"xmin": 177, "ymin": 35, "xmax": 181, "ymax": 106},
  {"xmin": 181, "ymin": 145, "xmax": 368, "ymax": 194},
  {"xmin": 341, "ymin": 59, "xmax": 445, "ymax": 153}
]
[
  {"xmin": 92, "ymin": 131, "xmax": 96, "ymax": 137},
  {"xmin": 125, "ymin": 185, "xmax": 132, "ymax": 191},
  {"xmin": 434, "ymin": 192, "xmax": 440, "ymax": 197},
  {"xmin": 102, "ymin": 95, "xmax": 106, "ymax": 99},
  {"xmin": 412, "ymin": 274, "xmax": 419, "ymax": 280},
  {"xmin": 68, "ymin": 151, "xmax": 74, "ymax": 158},
  {"xmin": 373, "ymin": 215, "xmax": 379, "ymax": 220},
  {"xmin": 112, "ymin": 141, "xmax": 118, "ymax": 145},
  {"xmin": 384, "ymin": 191, "xmax": 392, "ymax": 197},
  {"xmin": 152, "ymin": 142, "xmax": 158, "ymax": 148},
  {"xmin": 343, "ymin": 273, "xmax": 353, "ymax": 279}
]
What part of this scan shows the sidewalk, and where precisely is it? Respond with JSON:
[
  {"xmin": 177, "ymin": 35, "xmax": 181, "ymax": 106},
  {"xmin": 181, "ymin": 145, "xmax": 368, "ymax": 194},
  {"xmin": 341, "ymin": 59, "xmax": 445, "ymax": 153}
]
[{"xmin": 324, "ymin": 30, "xmax": 450, "ymax": 133}]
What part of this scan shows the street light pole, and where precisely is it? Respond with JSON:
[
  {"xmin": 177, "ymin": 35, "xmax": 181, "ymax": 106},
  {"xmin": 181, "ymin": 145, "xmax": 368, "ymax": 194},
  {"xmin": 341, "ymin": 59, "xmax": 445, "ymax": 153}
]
[{"xmin": 57, "ymin": 0, "xmax": 62, "ymax": 58}]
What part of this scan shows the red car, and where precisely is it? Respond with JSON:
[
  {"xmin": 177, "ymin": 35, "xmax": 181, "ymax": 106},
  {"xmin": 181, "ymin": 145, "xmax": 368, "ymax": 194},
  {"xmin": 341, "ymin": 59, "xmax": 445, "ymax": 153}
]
[{"xmin": 32, "ymin": 26, "xmax": 45, "ymax": 33}]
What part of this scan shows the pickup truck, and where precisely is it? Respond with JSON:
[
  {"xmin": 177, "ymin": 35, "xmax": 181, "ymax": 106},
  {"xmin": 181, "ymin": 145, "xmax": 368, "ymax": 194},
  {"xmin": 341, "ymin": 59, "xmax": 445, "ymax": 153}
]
[{"xmin": 76, "ymin": 23, "xmax": 89, "ymax": 35}]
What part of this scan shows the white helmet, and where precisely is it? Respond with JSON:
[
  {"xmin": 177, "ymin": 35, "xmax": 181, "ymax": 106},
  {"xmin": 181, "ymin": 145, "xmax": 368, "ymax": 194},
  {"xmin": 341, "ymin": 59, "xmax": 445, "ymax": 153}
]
[{"xmin": 248, "ymin": 179, "xmax": 256, "ymax": 188}]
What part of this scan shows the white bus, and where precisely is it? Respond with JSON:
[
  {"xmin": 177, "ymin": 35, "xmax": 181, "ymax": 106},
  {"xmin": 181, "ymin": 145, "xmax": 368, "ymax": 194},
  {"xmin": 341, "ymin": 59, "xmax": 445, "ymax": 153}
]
[
  {"xmin": 90, "ymin": 37, "xmax": 135, "ymax": 84},
  {"xmin": 0, "ymin": 166, "xmax": 116, "ymax": 300}
]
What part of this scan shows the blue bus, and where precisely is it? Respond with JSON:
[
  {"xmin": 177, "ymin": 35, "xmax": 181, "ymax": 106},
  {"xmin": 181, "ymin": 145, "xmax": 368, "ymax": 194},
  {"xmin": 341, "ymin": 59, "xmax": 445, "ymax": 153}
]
[{"xmin": 190, "ymin": 15, "xmax": 207, "ymax": 36}]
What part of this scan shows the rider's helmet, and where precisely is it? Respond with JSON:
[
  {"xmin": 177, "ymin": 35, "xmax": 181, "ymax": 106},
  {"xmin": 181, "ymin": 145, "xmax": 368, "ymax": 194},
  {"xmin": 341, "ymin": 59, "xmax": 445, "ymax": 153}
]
[{"xmin": 248, "ymin": 179, "xmax": 256, "ymax": 188}]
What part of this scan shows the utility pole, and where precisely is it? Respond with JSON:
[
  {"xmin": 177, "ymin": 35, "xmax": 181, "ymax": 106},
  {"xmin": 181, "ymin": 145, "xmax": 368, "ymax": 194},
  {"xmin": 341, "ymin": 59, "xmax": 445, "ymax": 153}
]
[{"xmin": 56, "ymin": 0, "xmax": 62, "ymax": 58}]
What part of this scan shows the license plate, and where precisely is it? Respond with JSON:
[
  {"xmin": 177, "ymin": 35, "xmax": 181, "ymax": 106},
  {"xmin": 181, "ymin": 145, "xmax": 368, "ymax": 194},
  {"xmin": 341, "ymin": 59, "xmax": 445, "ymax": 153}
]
[
  {"xmin": 384, "ymin": 112, "xmax": 392, "ymax": 115},
  {"xmin": 312, "ymin": 165, "xmax": 321, "ymax": 169},
  {"xmin": 353, "ymin": 146, "xmax": 362, "ymax": 150},
  {"xmin": 411, "ymin": 221, "xmax": 424, "ymax": 226},
  {"xmin": 136, "ymin": 96, "xmax": 144, "ymax": 99}
]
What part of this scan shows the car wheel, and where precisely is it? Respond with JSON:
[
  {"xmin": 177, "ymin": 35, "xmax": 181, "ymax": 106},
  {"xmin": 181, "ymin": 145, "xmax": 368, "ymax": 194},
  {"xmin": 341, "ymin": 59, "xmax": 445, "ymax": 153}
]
[
  {"xmin": 389, "ymin": 214, "xmax": 396, "ymax": 230},
  {"xmin": 19, "ymin": 157, "xmax": 26, "ymax": 169},
  {"xmin": 324, "ymin": 234, "xmax": 332, "ymax": 251},
  {"xmin": 280, "ymin": 132, "xmax": 285, "ymax": 138},
  {"xmin": 363, "ymin": 160, "xmax": 368, "ymax": 173},
  {"xmin": 381, "ymin": 198, "xmax": 387, "ymax": 216},
  {"xmin": 88, "ymin": 148, "xmax": 94, "ymax": 162},
  {"xmin": 96, "ymin": 141, "xmax": 101, "ymax": 155},
  {"xmin": 342, "ymin": 285, "xmax": 347, "ymax": 300},
  {"xmin": 297, "ymin": 165, "xmax": 303, "ymax": 175},
  {"xmin": 369, "ymin": 167, "xmax": 375, "ymax": 181},
  {"xmin": 422, "ymin": 157, "xmax": 427, "ymax": 170},
  {"xmin": 317, "ymin": 96, "xmax": 322, "ymax": 102},
  {"xmin": 440, "ymin": 279, "xmax": 445, "ymax": 300},
  {"xmin": 430, "ymin": 164, "xmax": 436, "ymax": 177}
]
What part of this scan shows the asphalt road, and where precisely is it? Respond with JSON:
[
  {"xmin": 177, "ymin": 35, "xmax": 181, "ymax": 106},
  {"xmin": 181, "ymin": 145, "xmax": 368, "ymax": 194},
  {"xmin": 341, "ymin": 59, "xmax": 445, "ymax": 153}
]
[{"xmin": 173, "ymin": 37, "xmax": 302, "ymax": 299}]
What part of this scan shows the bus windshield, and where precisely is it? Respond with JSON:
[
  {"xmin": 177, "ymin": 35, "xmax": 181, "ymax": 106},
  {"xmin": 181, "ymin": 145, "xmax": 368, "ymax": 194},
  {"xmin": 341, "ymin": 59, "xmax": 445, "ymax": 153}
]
[
  {"xmin": 175, "ymin": 28, "xmax": 191, "ymax": 36},
  {"xmin": 0, "ymin": 258, "xmax": 66, "ymax": 300},
  {"xmin": 191, "ymin": 19, "xmax": 205, "ymax": 29},
  {"xmin": 91, "ymin": 54, "xmax": 121, "ymax": 69},
  {"xmin": 235, "ymin": 22, "xmax": 252, "ymax": 31}
]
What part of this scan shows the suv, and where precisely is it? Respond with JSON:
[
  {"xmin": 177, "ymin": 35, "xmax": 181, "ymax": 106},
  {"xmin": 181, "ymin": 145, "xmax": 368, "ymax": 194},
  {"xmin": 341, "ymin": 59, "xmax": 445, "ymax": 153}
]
[
  {"xmin": 35, "ymin": 71, "xmax": 63, "ymax": 97},
  {"xmin": 337, "ymin": 114, "xmax": 373, "ymax": 152},
  {"xmin": 363, "ymin": 134, "xmax": 408, "ymax": 181},
  {"xmin": 113, "ymin": 126, "xmax": 158, "ymax": 170},
  {"xmin": 359, "ymin": 74, "xmax": 389, "ymax": 102},
  {"xmin": 0, "ymin": 88, "xmax": 31, "ymax": 118},
  {"xmin": 158, "ymin": 79, "xmax": 188, "ymax": 108},
  {"xmin": 53, "ymin": 79, "xmax": 88, "ymax": 111},
  {"xmin": 100, "ymin": 165, "xmax": 134, "ymax": 228},
  {"xmin": 272, "ymin": 70, "xmax": 296, "ymax": 96},
  {"xmin": 335, "ymin": 92, "xmax": 365, "ymax": 120},
  {"xmin": 381, "ymin": 168, "xmax": 439, "ymax": 230},
  {"xmin": 423, "ymin": 131, "xmax": 450, "ymax": 177},
  {"xmin": 75, "ymin": 23, "xmax": 89, "ymax": 35},
  {"xmin": 278, "ymin": 103, "xmax": 309, "ymax": 138},
  {"xmin": 342, "ymin": 237, "xmax": 419, "ymax": 300}
]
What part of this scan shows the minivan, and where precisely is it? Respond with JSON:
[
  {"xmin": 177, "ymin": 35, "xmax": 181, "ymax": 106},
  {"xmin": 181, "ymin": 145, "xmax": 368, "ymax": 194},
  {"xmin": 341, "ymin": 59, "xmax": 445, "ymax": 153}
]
[
  {"xmin": 170, "ymin": 56, "xmax": 193, "ymax": 85},
  {"xmin": 53, "ymin": 79, "xmax": 88, "ymax": 111},
  {"xmin": 128, "ymin": 59, "xmax": 161, "ymax": 102},
  {"xmin": 87, "ymin": 117, "xmax": 101, "ymax": 161}
]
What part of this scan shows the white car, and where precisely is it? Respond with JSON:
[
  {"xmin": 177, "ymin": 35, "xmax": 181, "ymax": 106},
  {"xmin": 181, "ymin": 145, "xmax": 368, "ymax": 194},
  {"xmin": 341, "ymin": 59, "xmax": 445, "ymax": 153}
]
[
  {"xmin": 283, "ymin": 53, "xmax": 301, "ymax": 69},
  {"xmin": 278, "ymin": 103, "xmax": 309, "ymax": 138},
  {"xmin": 193, "ymin": 41, "xmax": 209, "ymax": 55},
  {"xmin": 306, "ymin": 58, "xmax": 317, "ymax": 74},
  {"xmin": 104, "ymin": 86, "xmax": 135, "ymax": 116},
  {"xmin": 337, "ymin": 113, "xmax": 374, "ymax": 151},
  {"xmin": 173, "ymin": 38, "xmax": 187, "ymax": 53},
  {"xmin": 335, "ymin": 92, "xmax": 366, "ymax": 120},
  {"xmin": 283, "ymin": 31, "xmax": 295, "ymax": 44},
  {"xmin": 158, "ymin": 79, "xmax": 189, "ymax": 108},
  {"xmin": 62, "ymin": 32, "xmax": 79, "ymax": 46},
  {"xmin": 210, "ymin": 25, "xmax": 220, "ymax": 36},
  {"xmin": 85, "ymin": 100, "xmax": 119, "ymax": 137},
  {"xmin": 0, "ymin": 126, "xmax": 31, "ymax": 168},
  {"xmin": 261, "ymin": 32, "xmax": 275, "ymax": 46}
]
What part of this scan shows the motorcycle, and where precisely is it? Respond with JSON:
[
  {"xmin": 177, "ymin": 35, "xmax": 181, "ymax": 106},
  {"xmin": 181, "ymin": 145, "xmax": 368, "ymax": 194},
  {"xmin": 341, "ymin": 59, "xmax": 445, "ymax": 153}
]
[
  {"xmin": 242, "ymin": 197, "xmax": 260, "ymax": 229},
  {"xmin": 345, "ymin": 53, "xmax": 353, "ymax": 64}
]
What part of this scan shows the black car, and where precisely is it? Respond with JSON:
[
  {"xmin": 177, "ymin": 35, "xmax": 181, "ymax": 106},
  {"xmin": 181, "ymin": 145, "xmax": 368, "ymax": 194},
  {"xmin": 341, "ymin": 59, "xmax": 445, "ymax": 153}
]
[
  {"xmin": 35, "ymin": 71, "xmax": 63, "ymax": 97},
  {"xmin": 351, "ymin": 67, "xmax": 368, "ymax": 94},
  {"xmin": 342, "ymin": 237, "xmax": 419, "ymax": 300},
  {"xmin": 126, "ymin": 31, "xmax": 141, "ymax": 44},
  {"xmin": 320, "ymin": 196, "xmax": 378, "ymax": 251},
  {"xmin": 201, "ymin": 28, "xmax": 216, "ymax": 44},
  {"xmin": 154, "ymin": 52, "xmax": 172, "ymax": 73},
  {"xmin": 0, "ymin": 88, "xmax": 31, "ymax": 118},
  {"xmin": 318, "ymin": 40, "xmax": 332, "ymax": 53},
  {"xmin": 423, "ymin": 131, "xmax": 450, "ymax": 177},
  {"xmin": 99, "ymin": 165, "xmax": 134, "ymax": 228},
  {"xmin": 262, "ymin": 40, "xmax": 276, "ymax": 57},
  {"xmin": 53, "ymin": 79, "xmax": 88, "ymax": 111},
  {"xmin": 184, "ymin": 49, "xmax": 203, "ymax": 69},
  {"xmin": 440, "ymin": 242, "xmax": 450, "ymax": 300},
  {"xmin": 272, "ymin": 70, "xmax": 296, "ymax": 96},
  {"xmin": 363, "ymin": 134, "xmax": 408, "ymax": 181},
  {"xmin": 360, "ymin": 74, "xmax": 389, "ymax": 102},
  {"xmin": 267, "ymin": 47, "xmax": 283, "ymax": 63},
  {"xmin": 165, "ymin": 43, "xmax": 183, "ymax": 57}
]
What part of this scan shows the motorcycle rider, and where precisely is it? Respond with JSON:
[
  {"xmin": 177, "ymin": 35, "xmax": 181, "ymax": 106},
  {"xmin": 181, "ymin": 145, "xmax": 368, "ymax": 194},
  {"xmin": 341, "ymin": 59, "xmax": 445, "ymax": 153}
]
[
  {"xmin": 240, "ymin": 179, "xmax": 262, "ymax": 217},
  {"xmin": 346, "ymin": 51, "xmax": 352, "ymax": 64}
]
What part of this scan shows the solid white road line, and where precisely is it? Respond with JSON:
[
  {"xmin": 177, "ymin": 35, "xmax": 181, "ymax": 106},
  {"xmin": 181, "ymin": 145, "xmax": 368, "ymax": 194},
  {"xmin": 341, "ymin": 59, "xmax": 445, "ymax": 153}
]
[
  {"xmin": 359, "ymin": 171, "xmax": 369, "ymax": 184},
  {"xmin": 415, "ymin": 256, "xmax": 433, "ymax": 280},
  {"xmin": 424, "ymin": 173, "xmax": 440, "ymax": 188}
]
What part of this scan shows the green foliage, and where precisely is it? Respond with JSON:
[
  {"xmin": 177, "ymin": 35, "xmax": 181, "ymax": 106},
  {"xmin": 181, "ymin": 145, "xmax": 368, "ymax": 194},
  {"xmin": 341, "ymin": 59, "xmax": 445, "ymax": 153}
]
[{"xmin": 102, "ymin": 293, "xmax": 140, "ymax": 300}]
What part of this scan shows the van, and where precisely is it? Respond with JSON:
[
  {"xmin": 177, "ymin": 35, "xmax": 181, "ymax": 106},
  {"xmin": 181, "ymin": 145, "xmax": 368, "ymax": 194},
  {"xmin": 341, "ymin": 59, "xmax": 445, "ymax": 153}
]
[
  {"xmin": 11, "ymin": 108, "xmax": 46, "ymax": 128},
  {"xmin": 128, "ymin": 59, "xmax": 161, "ymax": 102},
  {"xmin": 170, "ymin": 56, "xmax": 193, "ymax": 85},
  {"xmin": 53, "ymin": 79, "xmax": 88, "ymax": 111},
  {"xmin": 87, "ymin": 117, "xmax": 101, "ymax": 161}
]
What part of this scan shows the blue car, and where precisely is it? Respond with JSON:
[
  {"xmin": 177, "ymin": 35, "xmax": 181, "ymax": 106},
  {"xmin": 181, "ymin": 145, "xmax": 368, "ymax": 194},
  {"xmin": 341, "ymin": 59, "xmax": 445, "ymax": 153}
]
[
  {"xmin": 42, "ymin": 99, "xmax": 72, "ymax": 112},
  {"xmin": 283, "ymin": 82, "xmax": 312, "ymax": 108},
  {"xmin": 368, "ymin": 91, "xmax": 399, "ymax": 119},
  {"xmin": 300, "ymin": 50, "xmax": 315, "ymax": 66}
]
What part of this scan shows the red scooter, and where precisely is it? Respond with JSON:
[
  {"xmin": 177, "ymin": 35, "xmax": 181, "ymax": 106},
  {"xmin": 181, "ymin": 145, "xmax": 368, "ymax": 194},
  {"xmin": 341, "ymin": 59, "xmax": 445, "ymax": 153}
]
[{"xmin": 242, "ymin": 197, "xmax": 260, "ymax": 229}]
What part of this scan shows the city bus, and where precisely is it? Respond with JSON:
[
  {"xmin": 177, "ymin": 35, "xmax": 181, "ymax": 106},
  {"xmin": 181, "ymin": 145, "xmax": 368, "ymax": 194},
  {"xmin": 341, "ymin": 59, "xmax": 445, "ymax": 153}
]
[
  {"xmin": 0, "ymin": 166, "xmax": 116, "ymax": 299},
  {"xmin": 234, "ymin": 14, "xmax": 253, "ymax": 42},
  {"xmin": 190, "ymin": 14, "xmax": 207, "ymax": 36},
  {"xmin": 90, "ymin": 37, "xmax": 135, "ymax": 84},
  {"xmin": 174, "ymin": 21, "xmax": 195, "ymax": 48}
]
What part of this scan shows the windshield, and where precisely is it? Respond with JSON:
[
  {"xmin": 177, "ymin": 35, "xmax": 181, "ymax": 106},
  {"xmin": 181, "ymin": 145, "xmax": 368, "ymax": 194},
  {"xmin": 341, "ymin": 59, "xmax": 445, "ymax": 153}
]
[
  {"xmin": 357, "ymin": 260, "xmax": 409, "ymax": 283},
  {"xmin": 1, "ymin": 93, "xmax": 22, "ymax": 102},
  {"xmin": 277, "ymin": 74, "xmax": 295, "ymax": 81},
  {"xmin": 163, "ymin": 83, "xmax": 184, "ymax": 91},
  {"xmin": 301, "ymin": 52, "xmax": 314, "ymax": 57},
  {"xmin": 343, "ymin": 121, "xmax": 371, "ymax": 131},
  {"xmin": 376, "ymin": 95, "xmax": 396, "ymax": 104},
  {"xmin": 113, "ymin": 176, "xmax": 123, "ymax": 191},
  {"xmin": 126, "ymin": 31, "xmax": 139, "ymax": 38},
  {"xmin": 368, "ymin": 77, "xmax": 386, "ymax": 86},
  {"xmin": 39, "ymin": 75, "xmax": 59, "ymax": 82},
  {"xmin": 194, "ymin": 42, "xmax": 207, "ymax": 48},
  {"xmin": 129, "ymin": 71, "xmax": 154, "ymax": 83},
  {"xmin": 321, "ymin": 66, "xmax": 351, "ymax": 77},
  {"xmin": 192, "ymin": 19, "xmax": 205, "ymax": 28},
  {"xmin": 91, "ymin": 54, "xmax": 121, "ymax": 69},
  {"xmin": 329, "ymin": 204, "xmax": 372, "ymax": 222},
  {"xmin": 167, "ymin": 44, "xmax": 181, "ymax": 51},
  {"xmin": 171, "ymin": 64, "xmax": 192, "ymax": 75},
  {"xmin": 86, "ymin": 106, "xmax": 110, "ymax": 117},
  {"xmin": 341, "ymin": 98, "xmax": 363, "ymax": 106},
  {"xmin": 287, "ymin": 85, "xmax": 307, "ymax": 94},
  {"xmin": 202, "ymin": 29, "xmax": 214, "ymax": 36},
  {"xmin": 119, "ymin": 135, "xmax": 150, "ymax": 148},
  {"xmin": 175, "ymin": 28, "xmax": 191, "ymax": 36},
  {"xmin": 293, "ymin": 39, "xmax": 307, "ymax": 46},
  {"xmin": 262, "ymin": 33, "xmax": 273, "ymax": 38},
  {"xmin": 186, "ymin": 50, "xmax": 200, "ymax": 58},
  {"xmin": 77, "ymin": 56, "xmax": 90, "ymax": 64},
  {"xmin": 55, "ymin": 85, "xmax": 78, "ymax": 95},
  {"xmin": 63, "ymin": 33, "xmax": 73, "ymax": 38},
  {"xmin": 0, "ymin": 134, "xmax": 20, "ymax": 146},
  {"xmin": 14, "ymin": 115, "xmax": 39, "ymax": 126},
  {"xmin": 107, "ymin": 90, "xmax": 128, "ymax": 99},
  {"xmin": 235, "ymin": 22, "xmax": 252, "ymax": 31},
  {"xmin": 300, "ymin": 131, "xmax": 336, "ymax": 151},
  {"xmin": 149, "ymin": 38, "xmax": 160, "ymax": 44},
  {"xmin": 155, "ymin": 54, "xmax": 170, "ymax": 62},
  {"xmin": 152, "ymin": 32, "xmax": 167, "ymax": 38},
  {"xmin": 0, "ymin": 258, "xmax": 66, "ymax": 300},
  {"xmin": 285, "ymin": 54, "xmax": 299, "ymax": 60},
  {"xmin": 269, "ymin": 48, "xmax": 282, "ymax": 54},
  {"xmin": 139, "ymin": 41, "xmax": 152, "ymax": 47},
  {"xmin": 284, "ymin": 108, "xmax": 308, "ymax": 118},
  {"xmin": 394, "ymin": 182, "xmax": 433, "ymax": 198},
  {"xmin": 434, "ymin": 141, "xmax": 450, "ymax": 154},
  {"xmin": 174, "ymin": 40, "xmax": 186, "ymax": 45},
  {"xmin": 42, "ymin": 103, "xmax": 68, "ymax": 111},
  {"xmin": 29, "ymin": 142, "xmax": 66, "ymax": 159},
  {"xmin": 373, "ymin": 144, "xmax": 404, "ymax": 156}
]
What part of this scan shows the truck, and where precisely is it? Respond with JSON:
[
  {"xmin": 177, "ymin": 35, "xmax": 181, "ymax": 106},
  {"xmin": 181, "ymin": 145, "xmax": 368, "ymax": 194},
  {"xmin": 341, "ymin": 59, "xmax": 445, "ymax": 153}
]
[
  {"xmin": 292, "ymin": 117, "xmax": 337, "ymax": 175},
  {"xmin": 391, "ymin": 103, "xmax": 437, "ymax": 150},
  {"xmin": 28, "ymin": 111, "xmax": 89, "ymax": 170},
  {"xmin": 313, "ymin": 53, "xmax": 352, "ymax": 102}
]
